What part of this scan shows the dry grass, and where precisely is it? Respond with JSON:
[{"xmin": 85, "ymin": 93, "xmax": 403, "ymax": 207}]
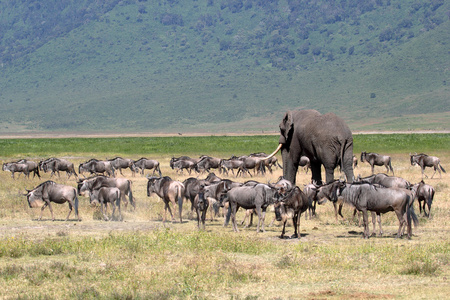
[{"xmin": 0, "ymin": 151, "xmax": 449, "ymax": 299}]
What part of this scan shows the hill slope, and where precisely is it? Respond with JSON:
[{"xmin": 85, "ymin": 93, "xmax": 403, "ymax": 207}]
[{"xmin": 0, "ymin": 0, "xmax": 448, "ymax": 134}]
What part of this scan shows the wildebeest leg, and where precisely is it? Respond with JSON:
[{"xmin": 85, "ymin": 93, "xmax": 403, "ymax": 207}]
[
  {"xmin": 45, "ymin": 201, "xmax": 55, "ymax": 221},
  {"xmin": 395, "ymin": 210, "xmax": 405, "ymax": 238},
  {"xmin": 280, "ymin": 220, "xmax": 287, "ymax": 238},
  {"xmin": 39, "ymin": 202, "xmax": 49, "ymax": 220},
  {"xmin": 431, "ymin": 166, "xmax": 438, "ymax": 179},
  {"xmin": 196, "ymin": 208, "xmax": 201, "ymax": 229},
  {"xmin": 231, "ymin": 204, "xmax": 239, "ymax": 232},
  {"xmin": 65, "ymin": 200, "xmax": 74, "ymax": 221},
  {"xmin": 371, "ymin": 164, "xmax": 375, "ymax": 175},
  {"xmin": 101, "ymin": 201, "xmax": 109, "ymax": 221},
  {"xmin": 292, "ymin": 212, "xmax": 299, "ymax": 239},
  {"xmin": 116, "ymin": 196, "xmax": 122, "ymax": 221},
  {"xmin": 376, "ymin": 213, "xmax": 383, "ymax": 236},
  {"xmin": 370, "ymin": 211, "xmax": 376, "ymax": 236},
  {"xmin": 418, "ymin": 199, "xmax": 423, "ymax": 216},
  {"xmin": 259, "ymin": 208, "xmax": 267, "ymax": 233},
  {"xmin": 361, "ymin": 209, "xmax": 369, "ymax": 239}
]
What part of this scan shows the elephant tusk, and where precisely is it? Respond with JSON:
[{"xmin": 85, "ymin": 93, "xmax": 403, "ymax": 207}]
[{"xmin": 264, "ymin": 143, "xmax": 283, "ymax": 160}]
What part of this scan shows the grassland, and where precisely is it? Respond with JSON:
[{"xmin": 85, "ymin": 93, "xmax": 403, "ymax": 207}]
[{"xmin": 0, "ymin": 134, "xmax": 449, "ymax": 299}]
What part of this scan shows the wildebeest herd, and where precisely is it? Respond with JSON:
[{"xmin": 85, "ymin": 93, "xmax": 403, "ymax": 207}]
[{"xmin": 2, "ymin": 150, "xmax": 443, "ymax": 240}]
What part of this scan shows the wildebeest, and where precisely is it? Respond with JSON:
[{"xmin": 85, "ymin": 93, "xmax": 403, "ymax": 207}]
[
  {"xmin": 16, "ymin": 159, "xmax": 41, "ymax": 178},
  {"xmin": 193, "ymin": 185, "xmax": 209, "ymax": 230},
  {"xmin": 108, "ymin": 157, "xmax": 134, "ymax": 176},
  {"xmin": 360, "ymin": 151, "xmax": 394, "ymax": 175},
  {"xmin": 235, "ymin": 155, "xmax": 266, "ymax": 177},
  {"xmin": 183, "ymin": 177, "xmax": 210, "ymax": 218},
  {"xmin": 89, "ymin": 187, "xmax": 122, "ymax": 221},
  {"xmin": 203, "ymin": 179, "xmax": 241, "ymax": 223},
  {"xmin": 25, "ymin": 181, "xmax": 80, "ymax": 221},
  {"xmin": 147, "ymin": 176, "xmax": 185, "ymax": 223},
  {"xmin": 410, "ymin": 153, "xmax": 446, "ymax": 179},
  {"xmin": 220, "ymin": 157, "xmax": 250, "ymax": 177},
  {"xmin": 78, "ymin": 176, "xmax": 135, "ymax": 209},
  {"xmin": 131, "ymin": 158, "xmax": 162, "ymax": 176},
  {"xmin": 317, "ymin": 181, "xmax": 418, "ymax": 239},
  {"xmin": 224, "ymin": 183, "xmax": 281, "ymax": 233},
  {"xmin": 170, "ymin": 157, "xmax": 197, "ymax": 175},
  {"xmin": 39, "ymin": 157, "xmax": 78, "ymax": 179},
  {"xmin": 356, "ymin": 173, "xmax": 410, "ymax": 189},
  {"xmin": 249, "ymin": 152, "xmax": 282, "ymax": 174},
  {"xmin": 79, "ymin": 159, "xmax": 115, "ymax": 177},
  {"xmin": 3, "ymin": 162, "xmax": 30, "ymax": 179},
  {"xmin": 196, "ymin": 156, "xmax": 222, "ymax": 173},
  {"xmin": 411, "ymin": 180, "xmax": 435, "ymax": 218},
  {"xmin": 275, "ymin": 186, "xmax": 311, "ymax": 239}
]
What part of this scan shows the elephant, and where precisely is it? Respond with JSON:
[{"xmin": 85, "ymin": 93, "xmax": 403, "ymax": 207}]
[{"xmin": 266, "ymin": 109, "xmax": 354, "ymax": 185}]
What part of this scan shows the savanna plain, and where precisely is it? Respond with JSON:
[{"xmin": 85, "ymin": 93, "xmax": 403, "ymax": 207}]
[{"xmin": 0, "ymin": 134, "xmax": 449, "ymax": 299}]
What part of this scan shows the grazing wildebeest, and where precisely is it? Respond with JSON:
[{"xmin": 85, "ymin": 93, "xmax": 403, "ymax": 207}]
[
  {"xmin": 196, "ymin": 156, "xmax": 222, "ymax": 174},
  {"xmin": 147, "ymin": 176, "xmax": 185, "ymax": 223},
  {"xmin": 131, "ymin": 158, "xmax": 162, "ymax": 176},
  {"xmin": 108, "ymin": 157, "xmax": 134, "ymax": 176},
  {"xmin": 3, "ymin": 162, "xmax": 30, "ymax": 179},
  {"xmin": 39, "ymin": 157, "xmax": 78, "ymax": 179},
  {"xmin": 275, "ymin": 186, "xmax": 311, "ymax": 239},
  {"xmin": 193, "ymin": 185, "xmax": 209, "ymax": 230},
  {"xmin": 411, "ymin": 180, "xmax": 435, "ymax": 218},
  {"xmin": 78, "ymin": 176, "xmax": 135, "ymax": 209},
  {"xmin": 410, "ymin": 153, "xmax": 446, "ymax": 179},
  {"xmin": 317, "ymin": 181, "xmax": 418, "ymax": 239},
  {"xmin": 224, "ymin": 184, "xmax": 281, "ymax": 233},
  {"xmin": 79, "ymin": 159, "xmax": 115, "ymax": 177},
  {"xmin": 26, "ymin": 181, "xmax": 80, "ymax": 221},
  {"xmin": 220, "ymin": 157, "xmax": 250, "ymax": 177},
  {"xmin": 360, "ymin": 151, "xmax": 394, "ymax": 175},
  {"xmin": 357, "ymin": 173, "xmax": 410, "ymax": 189},
  {"xmin": 16, "ymin": 159, "xmax": 40, "ymax": 178},
  {"xmin": 89, "ymin": 187, "xmax": 122, "ymax": 221}
]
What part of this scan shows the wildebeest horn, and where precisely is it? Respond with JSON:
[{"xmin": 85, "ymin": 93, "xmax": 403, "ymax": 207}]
[{"xmin": 264, "ymin": 143, "xmax": 282, "ymax": 160}]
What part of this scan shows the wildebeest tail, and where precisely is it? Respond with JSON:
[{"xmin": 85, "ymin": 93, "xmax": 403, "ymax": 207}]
[
  {"xmin": 128, "ymin": 180, "xmax": 135, "ymax": 209},
  {"xmin": 177, "ymin": 185, "xmax": 183, "ymax": 223},
  {"xmin": 388, "ymin": 158, "xmax": 394, "ymax": 176},
  {"xmin": 74, "ymin": 195, "xmax": 79, "ymax": 217},
  {"xmin": 439, "ymin": 163, "xmax": 446, "ymax": 173}
]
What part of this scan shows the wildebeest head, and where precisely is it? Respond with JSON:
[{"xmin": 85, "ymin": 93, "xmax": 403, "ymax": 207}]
[{"xmin": 317, "ymin": 180, "xmax": 345, "ymax": 202}]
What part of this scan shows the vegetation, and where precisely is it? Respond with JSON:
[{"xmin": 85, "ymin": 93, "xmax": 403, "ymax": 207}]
[
  {"xmin": 0, "ymin": 0, "xmax": 449, "ymax": 133},
  {"xmin": 1, "ymin": 133, "xmax": 449, "ymax": 159},
  {"xmin": 0, "ymin": 134, "xmax": 449, "ymax": 298}
]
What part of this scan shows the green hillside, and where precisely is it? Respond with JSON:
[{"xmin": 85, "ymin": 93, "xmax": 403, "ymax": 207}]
[{"xmin": 0, "ymin": 0, "xmax": 449, "ymax": 134}]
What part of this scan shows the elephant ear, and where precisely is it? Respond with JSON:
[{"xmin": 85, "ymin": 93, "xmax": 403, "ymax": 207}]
[{"xmin": 279, "ymin": 111, "xmax": 294, "ymax": 144}]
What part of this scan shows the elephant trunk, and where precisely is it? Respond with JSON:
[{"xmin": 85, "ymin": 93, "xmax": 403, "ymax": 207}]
[{"xmin": 282, "ymin": 148, "xmax": 297, "ymax": 185}]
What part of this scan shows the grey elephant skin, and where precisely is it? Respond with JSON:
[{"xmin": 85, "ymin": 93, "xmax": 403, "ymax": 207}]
[{"xmin": 268, "ymin": 109, "xmax": 354, "ymax": 185}]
